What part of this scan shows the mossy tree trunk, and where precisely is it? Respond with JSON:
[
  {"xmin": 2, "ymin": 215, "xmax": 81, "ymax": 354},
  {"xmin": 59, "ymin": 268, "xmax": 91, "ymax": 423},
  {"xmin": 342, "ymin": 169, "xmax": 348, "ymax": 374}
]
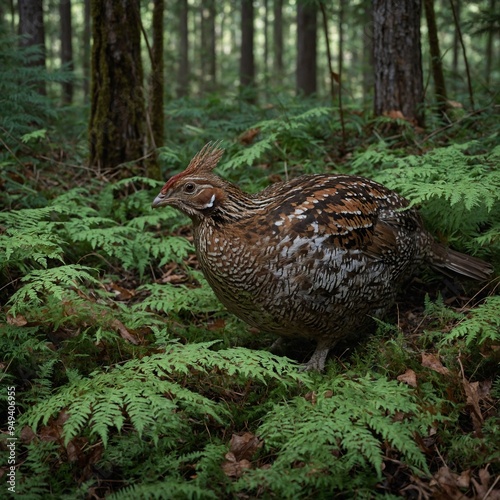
[
  {"xmin": 89, "ymin": 0, "xmax": 146, "ymax": 176},
  {"xmin": 372, "ymin": 0, "xmax": 424, "ymax": 127}
]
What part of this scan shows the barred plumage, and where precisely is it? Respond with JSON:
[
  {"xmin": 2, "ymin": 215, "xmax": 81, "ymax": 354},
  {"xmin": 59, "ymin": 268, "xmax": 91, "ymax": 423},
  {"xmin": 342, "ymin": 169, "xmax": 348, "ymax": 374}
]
[{"xmin": 152, "ymin": 143, "xmax": 493, "ymax": 370}]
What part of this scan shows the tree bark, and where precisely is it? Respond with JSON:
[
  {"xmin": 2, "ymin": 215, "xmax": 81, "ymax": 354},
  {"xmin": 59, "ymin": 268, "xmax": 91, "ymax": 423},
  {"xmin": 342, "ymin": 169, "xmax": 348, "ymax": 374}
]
[
  {"xmin": 83, "ymin": 0, "xmax": 91, "ymax": 102},
  {"xmin": 372, "ymin": 0, "xmax": 424, "ymax": 127},
  {"xmin": 177, "ymin": 0, "xmax": 189, "ymax": 97},
  {"xmin": 201, "ymin": 0, "xmax": 216, "ymax": 93},
  {"xmin": 150, "ymin": 0, "xmax": 164, "ymax": 154},
  {"xmin": 362, "ymin": 0, "xmax": 373, "ymax": 103},
  {"xmin": 485, "ymin": 0, "xmax": 496, "ymax": 86},
  {"xmin": 89, "ymin": 0, "xmax": 147, "ymax": 176},
  {"xmin": 240, "ymin": 0, "xmax": 255, "ymax": 101},
  {"xmin": 296, "ymin": 1, "xmax": 317, "ymax": 96},
  {"xmin": 423, "ymin": 0, "xmax": 447, "ymax": 115},
  {"xmin": 452, "ymin": 0, "xmax": 460, "ymax": 80},
  {"xmin": 273, "ymin": 0, "xmax": 283, "ymax": 84},
  {"xmin": 60, "ymin": 0, "xmax": 74, "ymax": 104},
  {"xmin": 18, "ymin": 0, "xmax": 46, "ymax": 95}
]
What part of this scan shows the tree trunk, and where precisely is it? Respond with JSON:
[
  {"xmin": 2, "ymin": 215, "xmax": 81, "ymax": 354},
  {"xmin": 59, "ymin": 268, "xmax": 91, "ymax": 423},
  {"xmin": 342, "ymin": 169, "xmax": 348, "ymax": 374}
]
[
  {"xmin": 89, "ymin": 0, "xmax": 146, "ymax": 176},
  {"xmin": 150, "ymin": 0, "xmax": 164, "ymax": 159},
  {"xmin": 201, "ymin": 0, "xmax": 216, "ymax": 93},
  {"xmin": 362, "ymin": 0, "xmax": 373, "ymax": 103},
  {"xmin": 60, "ymin": 0, "xmax": 74, "ymax": 104},
  {"xmin": 263, "ymin": 0, "xmax": 269, "ymax": 90},
  {"xmin": 273, "ymin": 0, "xmax": 283, "ymax": 84},
  {"xmin": 372, "ymin": 0, "xmax": 424, "ymax": 127},
  {"xmin": 83, "ymin": 0, "xmax": 91, "ymax": 102},
  {"xmin": 18, "ymin": 0, "xmax": 46, "ymax": 95},
  {"xmin": 452, "ymin": 0, "xmax": 460, "ymax": 81},
  {"xmin": 296, "ymin": 1, "xmax": 317, "ymax": 96},
  {"xmin": 485, "ymin": 0, "xmax": 496, "ymax": 86},
  {"xmin": 177, "ymin": 0, "xmax": 189, "ymax": 98},
  {"xmin": 338, "ymin": 0, "xmax": 344, "ymax": 81},
  {"xmin": 423, "ymin": 0, "xmax": 447, "ymax": 115},
  {"xmin": 240, "ymin": 0, "xmax": 255, "ymax": 101}
]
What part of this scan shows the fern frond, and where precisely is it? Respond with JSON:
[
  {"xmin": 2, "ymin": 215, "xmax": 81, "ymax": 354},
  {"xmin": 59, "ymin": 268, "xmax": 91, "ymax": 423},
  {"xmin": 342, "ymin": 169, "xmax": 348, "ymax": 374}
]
[
  {"xmin": 21, "ymin": 342, "xmax": 305, "ymax": 448},
  {"xmin": 136, "ymin": 282, "xmax": 221, "ymax": 315},
  {"xmin": 236, "ymin": 373, "xmax": 432, "ymax": 497},
  {"xmin": 441, "ymin": 296, "xmax": 500, "ymax": 345},
  {"xmin": 8, "ymin": 265, "xmax": 98, "ymax": 315}
]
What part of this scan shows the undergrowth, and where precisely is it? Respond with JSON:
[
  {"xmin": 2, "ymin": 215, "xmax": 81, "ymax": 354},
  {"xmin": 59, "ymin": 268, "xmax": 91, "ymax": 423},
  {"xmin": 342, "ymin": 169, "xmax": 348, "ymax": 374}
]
[{"xmin": 1, "ymin": 86, "xmax": 499, "ymax": 498}]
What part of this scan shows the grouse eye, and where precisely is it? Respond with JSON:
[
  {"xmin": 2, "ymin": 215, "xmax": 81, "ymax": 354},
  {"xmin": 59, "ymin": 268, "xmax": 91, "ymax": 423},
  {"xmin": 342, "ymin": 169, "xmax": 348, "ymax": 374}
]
[{"xmin": 184, "ymin": 182, "xmax": 196, "ymax": 194}]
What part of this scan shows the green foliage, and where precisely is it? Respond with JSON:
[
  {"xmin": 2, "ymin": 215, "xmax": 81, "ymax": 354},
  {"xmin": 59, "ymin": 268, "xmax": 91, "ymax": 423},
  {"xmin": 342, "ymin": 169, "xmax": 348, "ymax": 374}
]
[
  {"xmin": 353, "ymin": 141, "xmax": 500, "ymax": 255},
  {"xmin": 2, "ymin": 95, "xmax": 499, "ymax": 498},
  {"xmin": 136, "ymin": 280, "xmax": 221, "ymax": 315},
  {"xmin": 441, "ymin": 296, "xmax": 500, "ymax": 346},
  {"xmin": 236, "ymin": 374, "xmax": 432, "ymax": 498},
  {"xmin": 0, "ymin": 31, "xmax": 69, "ymax": 151}
]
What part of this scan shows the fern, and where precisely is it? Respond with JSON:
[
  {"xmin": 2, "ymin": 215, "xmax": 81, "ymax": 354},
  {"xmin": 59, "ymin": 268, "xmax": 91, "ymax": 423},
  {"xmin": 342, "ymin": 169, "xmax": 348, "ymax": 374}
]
[
  {"xmin": 7, "ymin": 265, "xmax": 99, "ymax": 315},
  {"xmin": 353, "ymin": 141, "xmax": 500, "ymax": 252},
  {"xmin": 0, "ymin": 30, "xmax": 70, "ymax": 151},
  {"xmin": 441, "ymin": 296, "xmax": 500, "ymax": 345},
  {"xmin": 21, "ymin": 342, "xmax": 305, "ymax": 447},
  {"xmin": 236, "ymin": 373, "xmax": 433, "ymax": 497},
  {"xmin": 136, "ymin": 281, "xmax": 221, "ymax": 315}
]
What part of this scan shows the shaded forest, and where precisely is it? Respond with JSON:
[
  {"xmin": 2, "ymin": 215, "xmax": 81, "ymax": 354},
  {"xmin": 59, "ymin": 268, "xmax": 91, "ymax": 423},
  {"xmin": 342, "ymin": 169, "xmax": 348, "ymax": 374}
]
[{"xmin": 1, "ymin": 0, "xmax": 500, "ymax": 498}]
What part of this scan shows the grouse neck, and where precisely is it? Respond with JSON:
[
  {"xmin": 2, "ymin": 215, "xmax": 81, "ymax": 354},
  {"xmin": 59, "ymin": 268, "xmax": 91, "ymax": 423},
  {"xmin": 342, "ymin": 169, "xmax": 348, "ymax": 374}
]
[{"xmin": 201, "ymin": 182, "xmax": 272, "ymax": 225}]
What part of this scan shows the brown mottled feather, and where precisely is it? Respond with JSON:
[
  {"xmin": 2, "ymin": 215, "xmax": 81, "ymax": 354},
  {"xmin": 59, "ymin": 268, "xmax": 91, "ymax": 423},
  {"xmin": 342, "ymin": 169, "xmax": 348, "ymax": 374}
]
[{"xmin": 152, "ymin": 144, "xmax": 493, "ymax": 370}]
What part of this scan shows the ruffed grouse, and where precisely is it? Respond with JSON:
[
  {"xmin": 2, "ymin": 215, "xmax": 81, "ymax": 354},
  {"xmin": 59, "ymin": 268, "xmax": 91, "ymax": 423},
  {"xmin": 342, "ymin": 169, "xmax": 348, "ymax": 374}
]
[{"xmin": 152, "ymin": 143, "xmax": 492, "ymax": 370}]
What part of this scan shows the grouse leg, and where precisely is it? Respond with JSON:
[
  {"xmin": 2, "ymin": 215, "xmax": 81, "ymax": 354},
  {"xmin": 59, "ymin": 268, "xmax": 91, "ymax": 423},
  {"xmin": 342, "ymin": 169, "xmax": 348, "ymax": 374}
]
[{"xmin": 302, "ymin": 338, "xmax": 334, "ymax": 372}]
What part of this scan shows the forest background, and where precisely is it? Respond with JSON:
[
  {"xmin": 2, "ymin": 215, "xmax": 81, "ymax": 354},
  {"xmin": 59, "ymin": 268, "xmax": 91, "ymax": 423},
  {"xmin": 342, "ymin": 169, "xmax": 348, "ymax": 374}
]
[{"xmin": 1, "ymin": 0, "xmax": 500, "ymax": 498}]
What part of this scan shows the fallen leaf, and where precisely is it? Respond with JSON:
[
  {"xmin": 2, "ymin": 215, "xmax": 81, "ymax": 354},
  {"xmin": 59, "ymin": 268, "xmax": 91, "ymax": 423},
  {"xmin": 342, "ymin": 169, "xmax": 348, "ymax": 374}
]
[
  {"xmin": 107, "ymin": 282, "xmax": 135, "ymax": 300},
  {"xmin": 111, "ymin": 319, "xmax": 139, "ymax": 345},
  {"xmin": 471, "ymin": 467, "xmax": 500, "ymax": 499},
  {"xmin": 397, "ymin": 368, "xmax": 418, "ymax": 387},
  {"xmin": 221, "ymin": 454, "xmax": 252, "ymax": 478},
  {"xmin": 7, "ymin": 314, "xmax": 27, "ymax": 326},
  {"xmin": 228, "ymin": 432, "xmax": 263, "ymax": 462},
  {"xmin": 421, "ymin": 352, "xmax": 450, "ymax": 375},
  {"xmin": 238, "ymin": 128, "xmax": 260, "ymax": 145},
  {"xmin": 462, "ymin": 378, "xmax": 492, "ymax": 436},
  {"xmin": 221, "ymin": 433, "xmax": 263, "ymax": 478},
  {"xmin": 20, "ymin": 426, "xmax": 36, "ymax": 444},
  {"xmin": 383, "ymin": 110, "xmax": 406, "ymax": 120}
]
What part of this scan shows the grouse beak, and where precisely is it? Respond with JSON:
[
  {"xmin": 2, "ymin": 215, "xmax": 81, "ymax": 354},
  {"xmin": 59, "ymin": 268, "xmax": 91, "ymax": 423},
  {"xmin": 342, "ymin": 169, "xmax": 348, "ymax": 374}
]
[{"xmin": 152, "ymin": 192, "xmax": 167, "ymax": 208}]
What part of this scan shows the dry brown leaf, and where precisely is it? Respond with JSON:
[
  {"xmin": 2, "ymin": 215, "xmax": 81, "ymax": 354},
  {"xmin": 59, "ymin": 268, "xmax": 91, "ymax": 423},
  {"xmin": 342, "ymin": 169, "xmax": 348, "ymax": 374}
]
[
  {"xmin": 221, "ymin": 454, "xmax": 252, "ymax": 478},
  {"xmin": 383, "ymin": 110, "xmax": 406, "ymax": 120},
  {"xmin": 228, "ymin": 432, "xmax": 263, "ymax": 462},
  {"xmin": 107, "ymin": 282, "xmax": 135, "ymax": 300},
  {"xmin": 430, "ymin": 466, "xmax": 466, "ymax": 498},
  {"xmin": 20, "ymin": 425, "xmax": 37, "ymax": 444},
  {"xmin": 471, "ymin": 467, "xmax": 500, "ymax": 499},
  {"xmin": 238, "ymin": 128, "xmax": 260, "ymax": 145},
  {"xmin": 304, "ymin": 391, "xmax": 317, "ymax": 405},
  {"xmin": 111, "ymin": 319, "xmax": 139, "ymax": 345},
  {"xmin": 397, "ymin": 368, "xmax": 418, "ymax": 388},
  {"xmin": 221, "ymin": 433, "xmax": 263, "ymax": 478},
  {"xmin": 6, "ymin": 314, "xmax": 27, "ymax": 326},
  {"xmin": 421, "ymin": 352, "xmax": 450, "ymax": 375},
  {"xmin": 462, "ymin": 378, "xmax": 492, "ymax": 436}
]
